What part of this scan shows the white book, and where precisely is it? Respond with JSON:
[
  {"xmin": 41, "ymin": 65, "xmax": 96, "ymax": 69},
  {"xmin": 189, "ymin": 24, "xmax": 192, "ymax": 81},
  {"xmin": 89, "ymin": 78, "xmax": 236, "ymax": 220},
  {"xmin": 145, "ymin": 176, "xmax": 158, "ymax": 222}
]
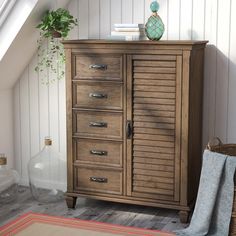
[
  {"xmin": 108, "ymin": 35, "xmax": 148, "ymax": 41},
  {"xmin": 124, "ymin": 35, "xmax": 148, "ymax": 41},
  {"xmin": 115, "ymin": 27, "xmax": 143, "ymax": 32},
  {"xmin": 111, "ymin": 31, "xmax": 145, "ymax": 36},
  {"xmin": 114, "ymin": 23, "xmax": 144, "ymax": 28}
]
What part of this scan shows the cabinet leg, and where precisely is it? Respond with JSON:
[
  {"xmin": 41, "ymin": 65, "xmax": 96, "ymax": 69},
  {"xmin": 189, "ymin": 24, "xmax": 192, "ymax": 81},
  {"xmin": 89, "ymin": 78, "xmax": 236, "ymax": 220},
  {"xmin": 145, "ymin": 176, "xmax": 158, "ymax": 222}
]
[
  {"xmin": 66, "ymin": 196, "xmax": 77, "ymax": 209},
  {"xmin": 179, "ymin": 210, "xmax": 190, "ymax": 223}
]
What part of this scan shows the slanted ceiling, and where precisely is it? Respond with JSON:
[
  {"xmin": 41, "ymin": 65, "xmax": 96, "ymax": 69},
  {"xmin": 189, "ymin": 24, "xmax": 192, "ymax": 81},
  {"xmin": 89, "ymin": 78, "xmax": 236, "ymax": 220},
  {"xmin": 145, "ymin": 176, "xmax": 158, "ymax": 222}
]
[{"xmin": 0, "ymin": 0, "xmax": 70, "ymax": 90}]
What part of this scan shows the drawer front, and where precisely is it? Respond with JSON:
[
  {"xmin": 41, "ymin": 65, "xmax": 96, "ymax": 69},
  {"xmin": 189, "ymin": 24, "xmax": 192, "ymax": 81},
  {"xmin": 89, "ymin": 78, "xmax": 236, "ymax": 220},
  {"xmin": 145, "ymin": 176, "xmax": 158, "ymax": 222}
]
[
  {"xmin": 75, "ymin": 167, "xmax": 122, "ymax": 195},
  {"xmin": 73, "ymin": 82, "xmax": 123, "ymax": 110},
  {"xmin": 73, "ymin": 111, "xmax": 123, "ymax": 139},
  {"xmin": 75, "ymin": 55, "xmax": 122, "ymax": 80},
  {"xmin": 74, "ymin": 138, "xmax": 122, "ymax": 167}
]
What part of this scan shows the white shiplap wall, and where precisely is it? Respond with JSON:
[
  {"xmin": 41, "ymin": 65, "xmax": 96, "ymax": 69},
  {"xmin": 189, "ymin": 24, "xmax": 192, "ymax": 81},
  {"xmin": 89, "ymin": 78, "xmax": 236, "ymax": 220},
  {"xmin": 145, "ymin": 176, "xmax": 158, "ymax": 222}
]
[{"xmin": 14, "ymin": 0, "xmax": 236, "ymax": 184}]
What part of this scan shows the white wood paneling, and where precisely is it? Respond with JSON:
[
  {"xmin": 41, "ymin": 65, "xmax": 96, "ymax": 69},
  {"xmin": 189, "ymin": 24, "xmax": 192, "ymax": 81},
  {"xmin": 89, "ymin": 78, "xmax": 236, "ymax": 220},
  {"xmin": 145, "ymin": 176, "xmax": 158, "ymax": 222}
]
[
  {"xmin": 180, "ymin": 0, "xmax": 192, "ymax": 40},
  {"xmin": 0, "ymin": 89, "xmax": 14, "ymax": 168},
  {"xmin": 157, "ymin": 0, "xmax": 168, "ymax": 40},
  {"xmin": 48, "ymin": 59, "xmax": 60, "ymax": 152},
  {"xmin": 144, "ymin": 0, "xmax": 151, "ymax": 22},
  {"xmin": 38, "ymin": 45, "xmax": 50, "ymax": 150},
  {"xmin": 68, "ymin": 0, "xmax": 79, "ymax": 39},
  {"xmin": 228, "ymin": 0, "xmax": 236, "ymax": 142},
  {"xmin": 122, "ymin": 0, "xmax": 132, "ymax": 23},
  {"xmin": 89, "ymin": 0, "xmax": 100, "ymax": 39},
  {"xmin": 203, "ymin": 0, "xmax": 218, "ymax": 144},
  {"xmin": 100, "ymin": 0, "xmax": 110, "ymax": 38},
  {"xmin": 168, "ymin": 0, "xmax": 180, "ymax": 40},
  {"xmin": 192, "ymin": 0, "xmax": 205, "ymax": 40},
  {"xmin": 29, "ymin": 54, "xmax": 40, "ymax": 156},
  {"xmin": 13, "ymin": 0, "xmax": 236, "ymax": 184},
  {"xmin": 13, "ymin": 82, "xmax": 22, "ymax": 174},
  {"xmin": 110, "ymin": 0, "xmax": 122, "ymax": 31},
  {"xmin": 19, "ymin": 68, "xmax": 30, "ymax": 183},
  {"xmin": 215, "ymin": 0, "xmax": 231, "ymax": 142},
  {"xmin": 78, "ymin": 0, "xmax": 89, "ymax": 39},
  {"xmin": 133, "ymin": 0, "xmax": 145, "ymax": 24}
]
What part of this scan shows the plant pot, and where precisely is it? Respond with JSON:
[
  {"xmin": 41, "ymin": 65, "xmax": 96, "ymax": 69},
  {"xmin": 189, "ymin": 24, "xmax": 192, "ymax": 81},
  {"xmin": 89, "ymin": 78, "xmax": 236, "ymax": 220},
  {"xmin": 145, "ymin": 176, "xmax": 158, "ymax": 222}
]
[{"xmin": 52, "ymin": 31, "xmax": 62, "ymax": 38}]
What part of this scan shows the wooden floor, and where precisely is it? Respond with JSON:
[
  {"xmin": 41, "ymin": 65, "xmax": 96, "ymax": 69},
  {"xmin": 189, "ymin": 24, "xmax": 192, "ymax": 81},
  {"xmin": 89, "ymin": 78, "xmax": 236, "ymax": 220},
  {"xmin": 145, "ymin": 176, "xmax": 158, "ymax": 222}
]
[{"xmin": 0, "ymin": 186, "xmax": 187, "ymax": 233}]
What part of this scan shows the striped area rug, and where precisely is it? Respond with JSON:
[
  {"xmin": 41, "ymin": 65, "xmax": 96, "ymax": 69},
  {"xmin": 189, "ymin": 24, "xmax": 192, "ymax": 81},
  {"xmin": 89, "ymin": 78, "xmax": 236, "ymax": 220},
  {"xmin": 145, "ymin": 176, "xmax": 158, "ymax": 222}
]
[{"xmin": 0, "ymin": 212, "xmax": 174, "ymax": 236}]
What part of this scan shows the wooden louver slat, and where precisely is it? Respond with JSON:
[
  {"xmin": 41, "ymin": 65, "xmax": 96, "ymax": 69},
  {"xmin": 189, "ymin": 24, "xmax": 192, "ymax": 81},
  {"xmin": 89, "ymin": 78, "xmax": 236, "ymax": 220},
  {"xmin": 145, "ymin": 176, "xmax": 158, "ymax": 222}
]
[{"xmin": 132, "ymin": 57, "xmax": 177, "ymax": 201}]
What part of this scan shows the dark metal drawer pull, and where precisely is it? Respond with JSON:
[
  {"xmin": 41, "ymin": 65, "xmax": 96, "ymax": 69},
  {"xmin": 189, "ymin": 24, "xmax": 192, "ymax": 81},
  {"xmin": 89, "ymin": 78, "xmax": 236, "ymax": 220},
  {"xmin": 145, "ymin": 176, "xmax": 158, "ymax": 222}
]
[
  {"xmin": 90, "ymin": 177, "xmax": 108, "ymax": 183},
  {"xmin": 90, "ymin": 150, "xmax": 108, "ymax": 156},
  {"xmin": 89, "ymin": 93, "xmax": 107, "ymax": 99},
  {"xmin": 126, "ymin": 120, "xmax": 132, "ymax": 139},
  {"xmin": 89, "ymin": 122, "xmax": 107, "ymax": 128},
  {"xmin": 89, "ymin": 64, "xmax": 107, "ymax": 70}
]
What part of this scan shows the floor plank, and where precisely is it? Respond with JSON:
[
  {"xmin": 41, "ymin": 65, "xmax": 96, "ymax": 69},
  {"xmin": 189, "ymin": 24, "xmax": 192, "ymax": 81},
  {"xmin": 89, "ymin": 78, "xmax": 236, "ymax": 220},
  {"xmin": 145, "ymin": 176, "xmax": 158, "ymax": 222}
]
[{"xmin": 0, "ymin": 186, "xmax": 188, "ymax": 232}]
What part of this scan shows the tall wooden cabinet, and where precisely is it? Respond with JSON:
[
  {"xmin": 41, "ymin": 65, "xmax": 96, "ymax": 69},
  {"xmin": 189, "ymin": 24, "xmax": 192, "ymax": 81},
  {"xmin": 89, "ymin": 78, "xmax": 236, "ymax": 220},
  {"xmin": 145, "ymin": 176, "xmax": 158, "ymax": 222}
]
[{"xmin": 63, "ymin": 40, "xmax": 208, "ymax": 222}]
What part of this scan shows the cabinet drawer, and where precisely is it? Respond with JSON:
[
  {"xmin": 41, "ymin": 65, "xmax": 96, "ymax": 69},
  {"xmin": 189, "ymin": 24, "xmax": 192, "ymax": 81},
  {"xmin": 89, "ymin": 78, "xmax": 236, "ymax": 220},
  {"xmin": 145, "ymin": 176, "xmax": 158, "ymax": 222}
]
[
  {"xmin": 75, "ymin": 55, "xmax": 122, "ymax": 80},
  {"xmin": 74, "ymin": 138, "xmax": 122, "ymax": 167},
  {"xmin": 73, "ymin": 111, "xmax": 123, "ymax": 139},
  {"xmin": 75, "ymin": 167, "xmax": 122, "ymax": 195},
  {"xmin": 73, "ymin": 82, "xmax": 123, "ymax": 110}
]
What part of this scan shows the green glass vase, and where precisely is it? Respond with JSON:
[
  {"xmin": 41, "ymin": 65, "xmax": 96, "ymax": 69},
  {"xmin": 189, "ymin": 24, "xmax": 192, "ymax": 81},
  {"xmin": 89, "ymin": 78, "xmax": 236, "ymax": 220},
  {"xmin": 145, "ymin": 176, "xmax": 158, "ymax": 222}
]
[{"xmin": 145, "ymin": 0, "xmax": 165, "ymax": 40}]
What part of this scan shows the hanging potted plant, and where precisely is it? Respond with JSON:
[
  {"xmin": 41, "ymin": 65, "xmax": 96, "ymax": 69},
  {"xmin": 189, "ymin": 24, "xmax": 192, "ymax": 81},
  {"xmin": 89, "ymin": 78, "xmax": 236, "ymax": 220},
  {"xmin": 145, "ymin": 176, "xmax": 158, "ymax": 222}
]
[{"xmin": 35, "ymin": 8, "xmax": 78, "ymax": 84}]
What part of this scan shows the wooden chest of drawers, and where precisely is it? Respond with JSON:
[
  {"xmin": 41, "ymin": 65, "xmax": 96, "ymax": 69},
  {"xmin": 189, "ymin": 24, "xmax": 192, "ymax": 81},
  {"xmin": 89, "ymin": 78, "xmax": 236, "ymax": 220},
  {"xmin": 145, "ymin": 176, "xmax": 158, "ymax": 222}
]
[{"xmin": 63, "ymin": 40, "xmax": 208, "ymax": 223}]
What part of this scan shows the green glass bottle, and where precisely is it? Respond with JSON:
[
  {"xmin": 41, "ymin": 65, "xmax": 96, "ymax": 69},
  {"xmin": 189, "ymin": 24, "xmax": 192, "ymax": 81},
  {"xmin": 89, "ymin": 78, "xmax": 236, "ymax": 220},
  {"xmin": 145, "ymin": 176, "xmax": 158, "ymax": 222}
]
[{"xmin": 145, "ymin": 0, "xmax": 165, "ymax": 40}]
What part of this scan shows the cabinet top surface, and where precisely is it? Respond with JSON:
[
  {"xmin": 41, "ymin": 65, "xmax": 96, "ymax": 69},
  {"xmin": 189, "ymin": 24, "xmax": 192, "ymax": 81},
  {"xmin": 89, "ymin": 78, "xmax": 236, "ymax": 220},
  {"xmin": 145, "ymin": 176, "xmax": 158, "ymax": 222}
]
[{"xmin": 62, "ymin": 39, "xmax": 208, "ymax": 46}]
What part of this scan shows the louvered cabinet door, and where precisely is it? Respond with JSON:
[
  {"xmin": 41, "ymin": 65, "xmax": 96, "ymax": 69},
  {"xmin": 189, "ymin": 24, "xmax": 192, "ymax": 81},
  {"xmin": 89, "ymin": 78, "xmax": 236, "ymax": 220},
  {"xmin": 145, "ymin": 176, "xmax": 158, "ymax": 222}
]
[{"xmin": 127, "ymin": 54, "xmax": 182, "ymax": 202}]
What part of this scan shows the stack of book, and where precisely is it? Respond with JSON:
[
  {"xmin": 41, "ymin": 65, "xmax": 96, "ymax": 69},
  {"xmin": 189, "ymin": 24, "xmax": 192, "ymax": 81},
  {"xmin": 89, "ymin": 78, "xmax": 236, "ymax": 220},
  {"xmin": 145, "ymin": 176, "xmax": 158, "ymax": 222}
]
[{"xmin": 111, "ymin": 24, "xmax": 146, "ymax": 40}]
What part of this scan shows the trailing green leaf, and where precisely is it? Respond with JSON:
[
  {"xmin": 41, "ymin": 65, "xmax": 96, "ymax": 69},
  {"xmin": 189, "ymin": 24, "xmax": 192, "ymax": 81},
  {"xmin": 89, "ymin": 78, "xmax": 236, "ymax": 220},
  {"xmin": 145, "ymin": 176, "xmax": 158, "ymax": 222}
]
[{"xmin": 35, "ymin": 8, "xmax": 77, "ymax": 84}]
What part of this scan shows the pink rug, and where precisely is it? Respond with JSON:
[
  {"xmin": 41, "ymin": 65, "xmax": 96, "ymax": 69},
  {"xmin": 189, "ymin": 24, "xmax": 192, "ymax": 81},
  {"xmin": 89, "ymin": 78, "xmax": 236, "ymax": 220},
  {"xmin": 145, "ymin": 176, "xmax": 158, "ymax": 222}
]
[{"xmin": 0, "ymin": 212, "xmax": 174, "ymax": 236}]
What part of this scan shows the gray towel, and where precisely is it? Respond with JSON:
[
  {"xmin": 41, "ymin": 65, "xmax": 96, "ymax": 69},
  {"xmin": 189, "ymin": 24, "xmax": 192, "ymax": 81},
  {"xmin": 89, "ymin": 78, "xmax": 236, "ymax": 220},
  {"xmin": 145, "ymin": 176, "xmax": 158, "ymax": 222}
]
[{"xmin": 175, "ymin": 150, "xmax": 236, "ymax": 236}]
